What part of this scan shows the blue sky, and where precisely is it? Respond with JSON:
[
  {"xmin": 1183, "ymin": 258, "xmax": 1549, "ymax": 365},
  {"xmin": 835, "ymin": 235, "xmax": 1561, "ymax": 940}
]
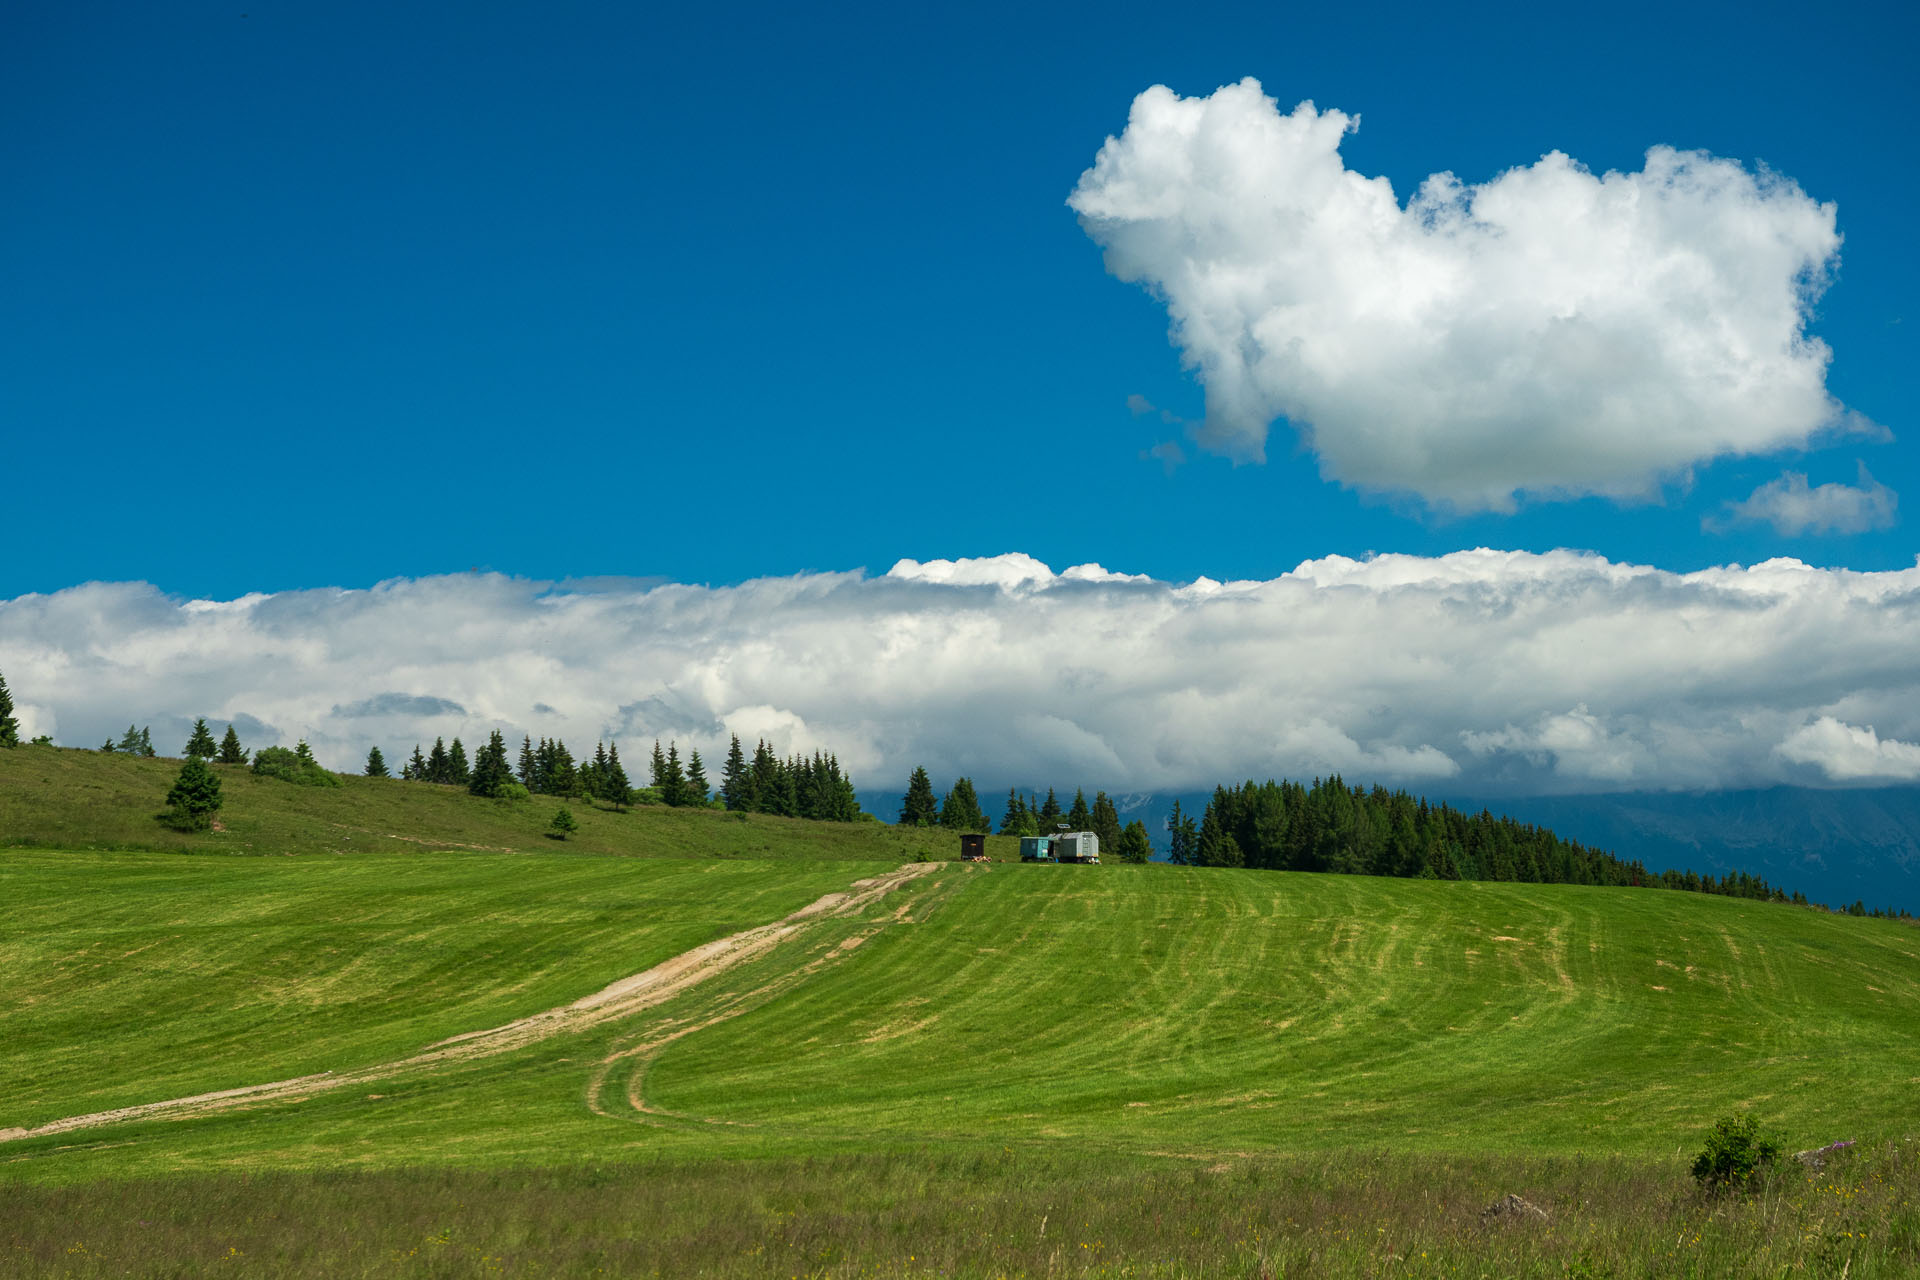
[{"xmin": 6, "ymin": 0, "xmax": 1915, "ymax": 599}]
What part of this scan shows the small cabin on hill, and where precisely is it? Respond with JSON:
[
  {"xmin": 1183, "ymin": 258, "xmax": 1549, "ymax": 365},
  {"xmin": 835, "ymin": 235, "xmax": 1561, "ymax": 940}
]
[
  {"xmin": 958, "ymin": 833, "xmax": 988, "ymax": 861},
  {"xmin": 1021, "ymin": 832, "xmax": 1100, "ymax": 864}
]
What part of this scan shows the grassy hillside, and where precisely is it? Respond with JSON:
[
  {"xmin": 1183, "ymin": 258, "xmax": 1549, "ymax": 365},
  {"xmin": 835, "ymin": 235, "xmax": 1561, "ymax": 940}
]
[
  {"xmin": 0, "ymin": 849, "xmax": 880, "ymax": 1128},
  {"xmin": 645, "ymin": 865, "xmax": 1920, "ymax": 1154},
  {"xmin": 0, "ymin": 742, "xmax": 989, "ymax": 862},
  {"xmin": 6, "ymin": 747, "xmax": 1918, "ymax": 1275}
]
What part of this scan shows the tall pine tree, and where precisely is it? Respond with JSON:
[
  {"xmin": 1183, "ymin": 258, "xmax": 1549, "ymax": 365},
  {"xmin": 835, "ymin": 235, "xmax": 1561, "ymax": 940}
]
[
  {"xmin": 1066, "ymin": 788, "xmax": 1091, "ymax": 832},
  {"xmin": 468, "ymin": 729, "xmax": 513, "ymax": 797},
  {"xmin": 1090, "ymin": 791, "xmax": 1122, "ymax": 852},
  {"xmin": 602, "ymin": 743, "xmax": 631, "ymax": 808},
  {"xmin": 364, "ymin": 746, "xmax": 390, "ymax": 778},
  {"xmin": 686, "ymin": 749, "xmax": 709, "ymax": 806},
  {"xmin": 518, "ymin": 735, "xmax": 537, "ymax": 787},
  {"xmin": 999, "ymin": 787, "xmax": 1025, "ymax": 835},
  {"xmin": 184, "ymin": 718, "xmax": 218, "ymax": 758},
  {"xmin": 721, "ymin": 734, "xmax": 752, "ymax": 811},
  {"xmin": 217, "ymin": 724, "xmax": 248, "ymax": 765},
  {"xmin": 939, "ymin": 777, "xmax": 989, "ymax": 832},
  {"xmin": 899, "ymin": 766, "xmax": 939, "ymax": 827},
  {"xmin": 1038, "ymin": 788, "xmax": 1062, "ymax": 828},
  {"xmin": 661, "ymin": 743, "xmax": 688, "ymax": 807},
  {"xmin": 0, "ymin": 670, "xmax": 18, "ymax": 747}
]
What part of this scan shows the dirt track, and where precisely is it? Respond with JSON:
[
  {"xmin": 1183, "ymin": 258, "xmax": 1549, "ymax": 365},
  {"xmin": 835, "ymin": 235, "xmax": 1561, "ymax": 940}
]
[{"xmin": 0, "ymin": 862, "xmax": 939, "ymax": 1145}]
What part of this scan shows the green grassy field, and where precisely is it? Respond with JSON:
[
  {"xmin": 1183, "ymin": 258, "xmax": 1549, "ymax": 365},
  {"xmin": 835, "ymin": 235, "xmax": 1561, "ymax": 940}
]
[
  {"xmin": 0, "ymin": 741, "xmax": 983, "ymax": 863},
  {"xmin": 4, "ymin": 748, "xmax": 1918, "ymax": 1275},
  {"xmin": 0, "ymin": 849, "xmax": 885, "ymax": 1129}
]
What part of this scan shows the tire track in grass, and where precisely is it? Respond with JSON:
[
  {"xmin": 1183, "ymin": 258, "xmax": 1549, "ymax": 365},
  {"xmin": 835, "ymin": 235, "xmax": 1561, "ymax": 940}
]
[
  {"xmin": 586, "ymin": 863, "xmax": 979, "ymax": 1132},
  {"xmin": 0, "ymin": 863, "xmax": 942, "ymax": 1146}
]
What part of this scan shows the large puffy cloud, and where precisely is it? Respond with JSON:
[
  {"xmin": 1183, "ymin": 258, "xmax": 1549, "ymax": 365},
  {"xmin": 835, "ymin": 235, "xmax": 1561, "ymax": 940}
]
[
  {"xmin": 5, "ymin": 552, "xmax": 1920, "ymax": 796},
  {"xmin": 1070, "ymin": 79, "xmax": 1855, "ymax": 510}
]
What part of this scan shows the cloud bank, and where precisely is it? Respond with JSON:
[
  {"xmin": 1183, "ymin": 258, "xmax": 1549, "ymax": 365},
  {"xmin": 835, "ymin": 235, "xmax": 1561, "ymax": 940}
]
[
  {"xmin": 6, "ymin": 553, "xmax": 1920, "ymax": 796},
  {"xmin": 1070, "ymin": 79, "xmax": 1855, "ymax": 510}
]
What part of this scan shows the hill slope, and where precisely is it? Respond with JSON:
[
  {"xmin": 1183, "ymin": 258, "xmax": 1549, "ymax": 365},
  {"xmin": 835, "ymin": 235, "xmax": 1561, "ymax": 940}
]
[
  {"xmin": 0, "ymin": 742, "xmax": 975, "ymax": 863},
  {"xmin": 4, "ymin": 850, "xmax": 1915, "ymax": 1182}
]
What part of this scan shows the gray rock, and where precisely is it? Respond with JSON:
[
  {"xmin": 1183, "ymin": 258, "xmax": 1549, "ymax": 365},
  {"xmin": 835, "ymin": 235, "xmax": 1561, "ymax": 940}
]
[{"xmin": 1480, "ymin": 1194, "xmax": 1549, "ymax": 1225}]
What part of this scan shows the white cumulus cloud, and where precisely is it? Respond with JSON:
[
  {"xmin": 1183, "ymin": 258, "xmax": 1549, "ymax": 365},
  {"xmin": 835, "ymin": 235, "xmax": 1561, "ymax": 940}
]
[
  {"xmin": 1070, "ymin": 78, "xmax": 1856, "ymax": 510},
  {"xmin": 1775, "ymin": 717, "xmax": 1920, "ymax": 782},
  {"xmin": 5, "ymin": 552, "xmax": 1920, "ymax": 796},
  {"xmin": 1709, "ymin": 462, "xmax": 1898, "ymax": 535}
]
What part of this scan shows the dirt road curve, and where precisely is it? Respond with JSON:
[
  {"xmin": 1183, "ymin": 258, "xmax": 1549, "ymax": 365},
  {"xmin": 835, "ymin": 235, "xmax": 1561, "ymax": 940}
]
[{"xmin": 0, "ymin": 862, "xmax": 939, "ymax": 1145}]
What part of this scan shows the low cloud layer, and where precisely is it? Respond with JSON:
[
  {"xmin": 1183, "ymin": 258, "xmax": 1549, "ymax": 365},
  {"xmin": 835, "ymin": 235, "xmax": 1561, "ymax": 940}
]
[
  {"xmin": 5, "ymin": 553, "xmax": 1920, "ymax": 796},
  {"xmin": 1071, "ymin": 79, "xmax": 1855, "ymax": 510},
  {"xmin": 1708, "ymin": 462, "xmax": 1898, "ymax": 536}
]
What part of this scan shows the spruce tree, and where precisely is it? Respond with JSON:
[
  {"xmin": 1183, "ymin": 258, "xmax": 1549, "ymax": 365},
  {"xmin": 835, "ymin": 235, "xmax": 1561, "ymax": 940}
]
[
  {"xmin": 1116, "ymin": 820, "xmax": 1153, "ymax": 864},
  {"xmin": 721, "ymin": 734, "xmax": 751, "ymax": 811},
  {"xmin": 546, "ymin": 739, "xmax": 581, "ymax": 797},
  {"xmin": 1091, "ymin": 791, "xmax": 1122, "ymax": 852},
  {"xmin": 446, "ymin": 738, "xmax": 470, "ymax": 786},
  {"xmin": 661, "ymin": 743, "xmax": 688, "ymax": 807},
  {"xmin": 686, "ymin": 749, "xmax": 709, "ymax": 806},
  {"xmin": 650, "ymin": 741, "xmax": 669, "ymax": 792},
  {"xmin": 1000, "ymin": 788, "xmax": 1024, "ymax": 835},
  {"xmin": 765, "ymin": 754, "xmax": 798, "ymax": 817},
  {"xmin": 939, "ymin": 777, "xmax": 988, "ymax": 832},
  {"xmin": 1166, "ymin": 800, "xmax": 1191, "ymax": 865},
  {"xmin": 137, "ymin": 726, "xmax": 155, "ymax": 757},
  {"xmin": 603, "ymin": 743, "xmax": 631, "ymax": 809},
  {"xmin": 0, "ymin": 669, "xmax": 19, "ymax": 747},
  {"xmin": 404, "ymin": 744, "xmax": 428, "ymax": 780},
  {"xmin": 426, "ymin": 737, "xmax": 450, "ymax": 783},
  {"xmin": 749, "ymin": 739, "xmax": 780, "ymax": 813},
  {"xmin": 580, "ymin": 742, "xmax": 607, "ymax": 801},
  {"xmin": 164, "ymin": 755, "xmax": 224, "ymax": 830},
  {"xmin": 548, "ymin": 807, "xmax": 578, "ymax": 840},
  {"xmin": 365, "ymin": 745, "xmax": 390, "ymax": 777},
  {"xmin": 118, "ymin": 724, "xmax": 143, "ymax": 753},
  {"xmin": 1195, "ymin": 802, "xmax": 1244, "ymax": 867},
  {"xmin": 1066, "ymin": 788, "xmax": 1091, "ymax": 832},
  {"xmin": 1039, "ymin": 788, "xmax": 1062, "ymax": 828},
  {"xmin": 469, "ymin": 729, "xmax": 513, "ymax": 797},
  {"xmin": 183, "ymin": 718, "xmax": 218, "ymax": 758},
  {"xmin": 899, "ymin": 766, "xmax": 939, "ymax": 827},
  {"xmin": 217, "ymin": 724, "xmax": 248, "ymax": 765},
  {"xmin": 517, "ymin": 735, "xmax": 536, "ymax": 787}
]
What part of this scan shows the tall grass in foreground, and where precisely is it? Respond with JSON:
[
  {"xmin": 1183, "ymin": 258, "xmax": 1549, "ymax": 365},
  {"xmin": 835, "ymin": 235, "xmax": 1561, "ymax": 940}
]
[{"xmin": 5, "ymin": 1142, "xmax": 1916, "ymax": 1278}]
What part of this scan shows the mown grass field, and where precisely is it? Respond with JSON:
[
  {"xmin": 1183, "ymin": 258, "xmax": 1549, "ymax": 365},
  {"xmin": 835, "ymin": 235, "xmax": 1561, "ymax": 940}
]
[
  {"xmin": 4, "ymin": 748, "xmax": 1918, "ymax": 1275},
  {"xmin": 644, "ymin": 865, "xmax": 1920, "ymax": 1155},
  {"xmin": 0, "ymin": 849, "xmax": 884, "ymax": 1129}
]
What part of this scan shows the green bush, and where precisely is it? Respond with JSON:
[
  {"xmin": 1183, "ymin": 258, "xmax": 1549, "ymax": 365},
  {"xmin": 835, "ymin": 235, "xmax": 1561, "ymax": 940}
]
[
  {"xmin": 547, "ymin": 807, "xmax": 578, "ymax": 840},
  {"xmin": 1691, "ymin": 1113, "xmax": 1783, "ymax": 1191},
  {"xmin": 494, "ymin": 782, "xmax": 530, "ymax": 803},
  {"xmin": 251, "ymin": 744, "xmax": 342, "ymax": 788}
]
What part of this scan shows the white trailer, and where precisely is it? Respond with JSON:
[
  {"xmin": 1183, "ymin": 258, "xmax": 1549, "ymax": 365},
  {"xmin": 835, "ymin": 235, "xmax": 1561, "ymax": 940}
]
[{"xmin": 1052, "ymin": 831, "xmax": 1100, "ymax": 863}]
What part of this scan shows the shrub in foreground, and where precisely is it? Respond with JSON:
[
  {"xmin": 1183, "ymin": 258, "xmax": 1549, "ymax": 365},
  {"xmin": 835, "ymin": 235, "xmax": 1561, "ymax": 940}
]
[{"xmin": 1692, "ymin": 1112, "xmax": 1783, "ymax": 1191}]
